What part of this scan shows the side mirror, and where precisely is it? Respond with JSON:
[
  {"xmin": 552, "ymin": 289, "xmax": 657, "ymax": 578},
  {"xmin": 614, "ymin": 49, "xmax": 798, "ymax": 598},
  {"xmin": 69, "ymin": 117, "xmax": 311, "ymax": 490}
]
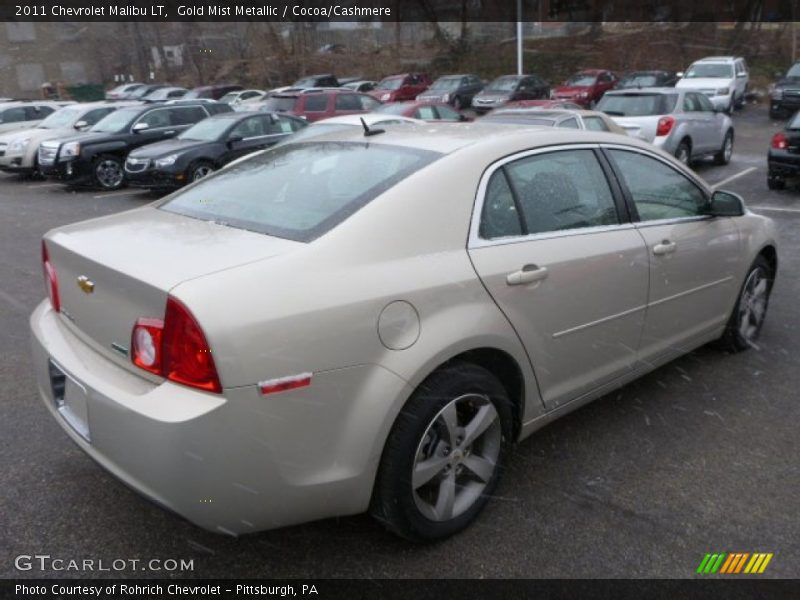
[
  {"xmin": 226, "ymin": 135, "xmax": 243, "ymax": 148},
  {"xmin": 132, "ymin": 122, "xmax": 149, "ymax": 133},
  {"xmin": 706, "ymin": 190, "xmax": 745, "ymax": 217},
  {"xmin": 737, "ymin": 72, "xmax": 747, "ymax": 78},
  {"xmin": 676, "ymin": 71, "xmax": 685, "ymax": 78},
  {"xmin": 74, "ymin": 120, "xmax": 89, "ymax": 130}
]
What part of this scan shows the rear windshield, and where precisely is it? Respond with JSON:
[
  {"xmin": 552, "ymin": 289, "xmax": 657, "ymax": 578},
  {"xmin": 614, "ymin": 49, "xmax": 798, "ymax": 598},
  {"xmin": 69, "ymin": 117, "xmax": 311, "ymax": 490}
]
[
  {"xmin": 258, "ymin": 97, "xmax": 297, "ymax": 112},
  {"xmin": 619, "ymin": 75, "xmax": 658, "ymax": 88},
  {"xmin": 597, "ymin": 93, "xmax": 677, "ymax": 116},
  {"xmin": 159, "ymin": 141, "xmax": 441, "ymax": 242}
]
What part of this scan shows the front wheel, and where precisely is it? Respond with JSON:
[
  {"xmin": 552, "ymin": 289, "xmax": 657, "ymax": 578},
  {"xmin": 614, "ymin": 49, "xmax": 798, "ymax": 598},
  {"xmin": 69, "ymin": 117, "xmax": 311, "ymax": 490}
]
[
  {"xmin": 719, "ymin": 256, "xmax": 773, "ymax": 352},
  {"xmin": 92, "ymin": 155, "xmax": 125, "ymax": 190},
  {"xmin": 714, "ymin": 130, "xmax": 734, "ymax": 165},
  {"xmin": 189, "ymin": 160, "xmax": 215, "ymax": 183},
  {"xmin": 371, "ymin": 361, "xmax": 514, "ymax": 542}
]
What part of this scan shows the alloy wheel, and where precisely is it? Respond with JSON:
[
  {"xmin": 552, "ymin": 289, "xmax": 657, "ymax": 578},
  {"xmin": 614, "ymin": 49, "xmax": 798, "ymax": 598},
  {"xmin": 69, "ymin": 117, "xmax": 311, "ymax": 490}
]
[
  {"xmin": 738, "ymin": 267, "xmax": 768, "ymax": 342},
  {"xmin": 192, "ymin": 165, "xmax": 214, "ymax": 181},
  {"xmin": 95, "ymin": 160, "xmax": 123, "ymax": 189}
]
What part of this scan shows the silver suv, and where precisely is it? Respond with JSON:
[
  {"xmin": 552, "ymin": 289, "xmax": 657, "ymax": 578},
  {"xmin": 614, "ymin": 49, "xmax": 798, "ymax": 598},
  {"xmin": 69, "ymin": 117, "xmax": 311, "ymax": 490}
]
[
  {"xmin": 597, "ymin": 88, "xmax": 734, "ymax": 166},
  {"xmin": 676, "ymin": 56, "xmax": 748, "ymax": 113}
]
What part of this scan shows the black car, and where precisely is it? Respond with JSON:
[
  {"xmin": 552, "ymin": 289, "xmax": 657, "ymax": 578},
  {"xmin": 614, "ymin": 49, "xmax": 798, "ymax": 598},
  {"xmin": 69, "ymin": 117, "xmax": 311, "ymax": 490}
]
[
  {"xmin": 767, "ymin": 112, "xmax": 800, "ymax": 189},
  {"xmin": 471, "ymin": 74, "xmax": 550, "ymax": 114},
  {"xmin": 770, "ymin": 62, "xmax": 800, "ymax": 119},
  {"xmin": 292, "ymin": 73, "xmax": 340, "ymax": 88},
  {"xmin": 415, "ymin": 74, "xmax": 485, "ymax": 109},
  {"xmin": 38, "ymin": 102, "xmax": 231, "ymax": 190},
  {"xmin": 617, "ymin": 70, "xmax": 679, "ymax": 90},
  {"xmin": 124, "ymin": 111, "xmax": 307, "ymax": 189}
]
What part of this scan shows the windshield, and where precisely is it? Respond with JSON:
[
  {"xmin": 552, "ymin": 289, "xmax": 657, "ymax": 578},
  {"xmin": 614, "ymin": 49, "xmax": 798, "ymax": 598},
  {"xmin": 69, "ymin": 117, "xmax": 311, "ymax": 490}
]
[
  {"xmin": 184, "ymin": 89, "xmax": 211, "ymax": 99},
  {"xmin": 786, "ymin": 64, "xmax": 800, "ymax": 78},
  {"xmin": 684, "ymin": 63, "xmax": 733, "ymax": 79},
  {"xmin": 159, "ymin": 141, "xmax": 441, "ymax": 242},
  {"xmin": 430, "ymin": 77, "xmax": 461, "ymax": 91},
  {"xmin": 619, "ymin": 75, "xmax": 658, "ymax": 88},
  {"xmin": 178, "ymin": 118, "xmax": 234, "ymax": 142},
  {"xmin": 89, "ymin": 108, "xmax": 138, "ymax": 133},
  {"xmin": 565, "ymin": 74, "xmax": 597, "ymax": 86},
  {"xmin": 147, "ymin": 88, "xmax": 182, "ymax": 100},
  {"xmin": 257, "ymin": 97, "xmax": 296, "ymax": 112},
  {"xmin": 486, "ymin": 77, "xmax": 519, "ymax": 92},
  {"xmin": 377, "ymin": 77, "xmax": 404, "ymax": 91},
  {"xmin": 38, "ymin": 106, "xmax": 82, "ymax": 129},
  {"xmin": 597, "ymin": 93, "xmax": 677, "ymax": 116}
]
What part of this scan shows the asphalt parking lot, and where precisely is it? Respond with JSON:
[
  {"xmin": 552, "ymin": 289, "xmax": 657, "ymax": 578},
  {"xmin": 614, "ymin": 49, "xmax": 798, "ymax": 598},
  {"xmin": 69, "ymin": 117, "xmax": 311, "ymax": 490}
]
[{"xmin": 1, "ymin": 104, "xmax": 798, "ymax": 579}]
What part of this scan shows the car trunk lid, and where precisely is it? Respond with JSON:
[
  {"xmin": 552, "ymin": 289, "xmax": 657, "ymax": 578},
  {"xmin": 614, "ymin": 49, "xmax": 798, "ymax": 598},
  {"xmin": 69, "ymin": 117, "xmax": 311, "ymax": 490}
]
[{"xmin": 45, "ymin": 206, "xmax": 301, "ymax": 376}]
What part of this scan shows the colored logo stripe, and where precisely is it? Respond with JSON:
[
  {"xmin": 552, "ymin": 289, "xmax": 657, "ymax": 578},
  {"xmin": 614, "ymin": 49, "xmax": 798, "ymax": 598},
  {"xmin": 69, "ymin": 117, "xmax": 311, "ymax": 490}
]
[{"xmin": 698, "ymin": 552, "xmax": 773, "ymax": 574}]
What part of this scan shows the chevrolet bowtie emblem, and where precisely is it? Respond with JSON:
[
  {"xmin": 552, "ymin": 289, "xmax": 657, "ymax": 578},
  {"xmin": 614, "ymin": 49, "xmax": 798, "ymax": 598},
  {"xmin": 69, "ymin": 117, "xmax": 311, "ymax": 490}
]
[{"xmin": 77, "ymin": 275, "xmax": 95, "ymax": 294}]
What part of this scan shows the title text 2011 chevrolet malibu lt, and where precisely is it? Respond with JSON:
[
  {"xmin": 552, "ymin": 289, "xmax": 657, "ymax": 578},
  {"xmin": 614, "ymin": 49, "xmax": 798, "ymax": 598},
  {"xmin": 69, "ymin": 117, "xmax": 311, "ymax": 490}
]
[{"xmin": 31, "ymin": 125, "xmax": 777, "ymax": 541}]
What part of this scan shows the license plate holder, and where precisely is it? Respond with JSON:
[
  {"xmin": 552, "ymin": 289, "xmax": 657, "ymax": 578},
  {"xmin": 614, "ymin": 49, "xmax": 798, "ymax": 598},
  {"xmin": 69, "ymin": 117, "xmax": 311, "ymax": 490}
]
[{"xmin": 49, "ymin": 360, "xmax": 91, "ymax": 442}]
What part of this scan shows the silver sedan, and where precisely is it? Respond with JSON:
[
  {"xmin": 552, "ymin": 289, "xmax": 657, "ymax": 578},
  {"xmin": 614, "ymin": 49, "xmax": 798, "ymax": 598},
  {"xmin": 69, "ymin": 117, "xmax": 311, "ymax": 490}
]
[
  {"xmin": 598, "ymin": 87, "xmax": 734, "ymax": 166},
  {"xmin": 31, "ymin": 124, "xmax": 777, "ymax": 541}
]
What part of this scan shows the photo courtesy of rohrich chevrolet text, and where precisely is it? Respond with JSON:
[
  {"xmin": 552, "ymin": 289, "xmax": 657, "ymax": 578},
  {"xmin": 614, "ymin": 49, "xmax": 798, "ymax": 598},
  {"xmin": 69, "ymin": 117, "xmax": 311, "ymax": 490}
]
[{"xmin": 0, "ymin": 0, "xmax": 798, "ymax": 597}]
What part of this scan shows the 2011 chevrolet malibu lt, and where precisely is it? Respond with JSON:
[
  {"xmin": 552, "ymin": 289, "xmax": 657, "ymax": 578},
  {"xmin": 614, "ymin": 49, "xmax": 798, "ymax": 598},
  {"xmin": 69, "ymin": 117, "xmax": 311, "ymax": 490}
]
[{"xmin": 30, "ymin": 125, "xmax": 778, "ymax": 541}]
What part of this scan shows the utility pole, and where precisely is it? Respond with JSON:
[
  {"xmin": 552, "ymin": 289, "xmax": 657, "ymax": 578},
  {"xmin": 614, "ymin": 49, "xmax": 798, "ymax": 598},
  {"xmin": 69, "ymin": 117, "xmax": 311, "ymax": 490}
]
[{"xmin": 516, "ymin": 0, "xmax": 523, "ymax": 75}]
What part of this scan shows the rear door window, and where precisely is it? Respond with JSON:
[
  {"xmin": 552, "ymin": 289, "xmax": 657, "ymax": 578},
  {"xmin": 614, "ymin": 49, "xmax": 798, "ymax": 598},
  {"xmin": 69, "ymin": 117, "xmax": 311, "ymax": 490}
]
[
  {"xmin": 304, "ymin": 95, "xmax": 328, "ymax": 112},
  {"xmin": 1, "ymin": 107, "xmax": 28, "ymax": 123}
]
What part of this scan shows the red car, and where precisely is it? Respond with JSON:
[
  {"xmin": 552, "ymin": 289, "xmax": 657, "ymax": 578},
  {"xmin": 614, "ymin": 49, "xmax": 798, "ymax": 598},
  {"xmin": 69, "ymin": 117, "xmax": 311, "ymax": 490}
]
[
  {"xmin": 370, "ymin": 73, "xmax": 432, "ymax": 103},
  {"xmin": 504, "ymin": 99, "xmax": 583, "ymax": 110},
  {"xmin": 252, "ymin": 90, "xmax": 382, "ymax": 122},
  {"xmin": 375, "ymin": 101, "xmax": 470, "ymax": 122},
  {"xmin": 552, "ymin": 69, "xmax": 619, "ymax": 108}
]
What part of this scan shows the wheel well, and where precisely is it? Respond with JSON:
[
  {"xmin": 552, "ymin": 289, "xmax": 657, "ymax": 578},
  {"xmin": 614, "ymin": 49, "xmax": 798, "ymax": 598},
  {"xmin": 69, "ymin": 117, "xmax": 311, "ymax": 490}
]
[
  {"xmin": 445, "ymin": 348, "xmax": 525, "ymax": 439},
  {"xmin": 759, "ymin": 245, "xmax": 778, "ymax": 278}
]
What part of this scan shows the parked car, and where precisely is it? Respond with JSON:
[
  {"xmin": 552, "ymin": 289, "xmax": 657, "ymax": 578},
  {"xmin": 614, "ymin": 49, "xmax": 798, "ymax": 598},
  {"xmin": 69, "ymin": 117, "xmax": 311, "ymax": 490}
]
[
  {"xmin": 598, "ymin": 88, "xmax": 734, "ymax": 166},
  {"xmin": 769, "ymin": 62, "xmax": 800, "ymax": 119},
  {"xmin": 503, "ymin": 99, "xmax": 582, "ymax": 110},
  {"xmin": 142, "ymin": 87, "xmax": 188, "ymax": 103},
  {"xmin": 124, "ymin": 111, "xmax": 306, "ymax": 189},
  {"xmin": 105, "ymin": 83, "xmax": 144, "ymax": 101},
  {"xmin": 552, "ymin": 69, "xmax": 619, "ymax": 108},
  {"xmin": 484, "ymin": 108, "xmax": 627, "ymax": 134},
  {"xmin": 471, "ymin": 74, "xmax": 550, "ymax": 114},
  {"xmin": 38, "ymin": 101, "xmax": 232, "ymax": 189},
  {"xmin": 0, "ymin": 101, "xmax": 73, "ymax": 134},
  {"xmin": 219, "ymin": 89, "xmax": 267, "ymax": 106},
  {"xmin": 676, "ymin": 56, "xmax": 748, "ymax": 113},
  {"xmin": 416, "ymin": 74, "xmax": 484, "ymax": 110},
  {"xmin": 31, "ymin": 124, "xmax": 777, "ymax": 541},
  {"xmin": 184, "ymin": 85, "xmax": 244, "ymax": 101},
  {"xmin": 617, "ymin": 70, "xmax": 679, "ymax": 90},
  {"xmin": 292, "ymin": 74, "xmax": 340, "ymax": 88},
  {"xmin": 766, "ymin": 111, "xmax": 800, "ymax": 189},
  {"xmin": 370, "ymin": 73, "xmax": 432, "ymax": 103},
  {"xmin": 375, "ymin": 101, "xmax": 470, "ymax": 122},
  {"xmin": 0, "ymin": 102, "xmax": 131, "ymax": 176},
  {"xmin": 341, "ymin": 80, "xmax": 377, "ymax": 93},
  {"xmin": 249, "ymin": 90, "xmax": 381, "ymax": 122},
  {"xmin": 128, "ymin": 84, "xmax": 170, "ymax": 100}
]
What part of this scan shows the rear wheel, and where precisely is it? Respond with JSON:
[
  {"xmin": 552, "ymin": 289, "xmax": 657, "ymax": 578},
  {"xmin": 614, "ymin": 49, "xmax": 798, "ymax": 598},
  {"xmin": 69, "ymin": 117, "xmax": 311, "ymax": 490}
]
[
  {"xmin": 452, "ymin": 96, "xmax": 463, "ymax": 110},
  {"xmin": 719, "ymin": 256, "xmax": 773, "ymax": 352},
  {"xmin": 713, "ymin": 130, "xmax": 734, "ymax": 165},
  {"xmin": 371, "ymin": 361, "xmax": 514, "ymax": 542},
  {"xmin": 674, "ymin": 139, "xmax": 691, "ymax": 165},
  {"xmin": 767, "ymin": 173, "xmax": 786, "ymax": 190},
  {"xmin": 92, "ymin": 155, "xmax": 125, "ymax": 190}
]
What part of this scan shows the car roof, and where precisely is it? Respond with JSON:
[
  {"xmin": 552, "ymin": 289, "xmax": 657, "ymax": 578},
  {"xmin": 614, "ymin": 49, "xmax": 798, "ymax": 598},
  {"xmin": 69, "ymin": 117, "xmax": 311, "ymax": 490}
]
[{"xmin": 696, "ymin": 56, "xmax": 739, "ymax": 62}]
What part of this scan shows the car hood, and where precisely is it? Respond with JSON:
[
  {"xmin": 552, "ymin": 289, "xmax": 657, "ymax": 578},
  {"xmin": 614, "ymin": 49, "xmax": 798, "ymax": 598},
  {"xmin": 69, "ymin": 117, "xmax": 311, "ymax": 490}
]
[
  {"xmin": 129, "ymin": 138, "xmax": 214, "ymax": 159},
  {"xmin": 43, "ymin": 130, "xmax": 113, "ymax": 146},
  {"xmin": 775, "ymin": 77, "xmax": 800, "ymax": 89},
  {"xmin": 474, "ymin": 91, "xmax": 512, "ymax": 101},
  {"xmin": 677, "ymin": 78, "xmax": 733, "ymax": 89},
  {"xmin": 0, "ymin": 126, "xmax": 82, "ymax": 145}
]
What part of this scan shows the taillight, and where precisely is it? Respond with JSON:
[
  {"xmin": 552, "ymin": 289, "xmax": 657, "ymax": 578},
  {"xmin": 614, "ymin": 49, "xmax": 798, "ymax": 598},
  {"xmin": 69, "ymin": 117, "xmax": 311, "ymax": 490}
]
[
  {"xmin": 656, "ymin": 116, "xmax": 675, "ymax": 137},
  {"xmin": 41, "ymin": 240, "xmax": 60, "ymax": 312},
  {"xmin": 772, "ymin": 132, "xmax": 788, "ymax": 150},
  {"xmin": 130, "ymin": 296, "xmax": 222, "ymax": 394}
]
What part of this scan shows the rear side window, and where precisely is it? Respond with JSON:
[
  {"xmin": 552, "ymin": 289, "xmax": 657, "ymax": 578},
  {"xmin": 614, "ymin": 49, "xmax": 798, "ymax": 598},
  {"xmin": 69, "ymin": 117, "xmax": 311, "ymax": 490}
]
[
  {"xmin": 557, "ymin": 118, "xmax": 579, "ymax": 129},
  {"xmin": 583, "ymin": 116, "xmax": 609, "ymax": 131},
  {"xmin": 304, "ymin": 95, "xmax": 328, "ymax": 112},
  {"xmin": 609, "ymin": 150, "xmax": 707, "ymax": 221},
  {"xmin": 480, "ymin": 149, "xmax": 619, "ymax": 239},
  {"xmin": 260, "ymin": 97, "xmax": 297, "ymax": 112},
  {"xmin": 334, "ymin": 94, "xmax": 362, "ymax": 111},
  {"xmin": 1, "ymin": 107, "xmax": 27, "ymax": 123},
  {"xmin": 416, "ymin": 106, "xmax": 437, "ymax": 120},
  {"xmin": 160, "ymin": 142, "xmax": 441, "ymax": 242}
]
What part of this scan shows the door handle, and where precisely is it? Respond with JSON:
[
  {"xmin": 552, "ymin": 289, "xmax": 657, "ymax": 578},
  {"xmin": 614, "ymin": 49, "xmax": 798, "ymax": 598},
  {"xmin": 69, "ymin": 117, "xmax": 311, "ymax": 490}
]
[
  {"xmin": 653, "ymin": 240, "xmax": 677, "ymax": 255},
  {"xmin": 163, "ymin": 130, "xmax": 175, "ymax": 135},
  {"xmin": 507, "ymin": 264, "xmax": 549, "ymax": 286}
]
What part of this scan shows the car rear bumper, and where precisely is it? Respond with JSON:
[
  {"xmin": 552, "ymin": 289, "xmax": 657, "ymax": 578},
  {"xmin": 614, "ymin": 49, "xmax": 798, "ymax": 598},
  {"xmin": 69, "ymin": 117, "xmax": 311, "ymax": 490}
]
[
  {"xmin": 768, "ymin": 151, "xmax": 800, "ymax": 176},
  {"xmin": 30, "ymin": 300, "xmax": 408, "ymax": 534},
  {"xmin": 770, "ymin": 99, "xmax": 800, "ymax": 116}
]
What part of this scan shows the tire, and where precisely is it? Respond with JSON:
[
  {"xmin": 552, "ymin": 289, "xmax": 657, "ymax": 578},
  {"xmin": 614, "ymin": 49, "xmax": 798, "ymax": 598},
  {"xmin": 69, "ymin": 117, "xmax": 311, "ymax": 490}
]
[
  {"xmin": 713, "ymin": 130, "xmax": 734, "ymax": 165},
  {"xmin": 767, "ymin": 173, "xmax": 786, "ymax": 190},
  {"xmin": 452, "ymin": 96, "xmax": 462, "ymax": 110},
  {"xmin": 725, "ymin": 97, "xmax": 734, "ymax": 115},
  {"xmin": 719, "ymin": 255, "xmax": 773, "ymax": 352},
  {"xmin": 371, "ymin": 361, "xmax": 514, "ymax": 542},
  {"xmin": 92, "ymin": 155, "xmax": 125, "ymax": 190},
  {"xmin": 188, "ymin": 160, "xmax": 215, "ymax": 183},
  {"xmin": 674, "ymin": 139, "xmax": 691, "ymax": 165}
]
